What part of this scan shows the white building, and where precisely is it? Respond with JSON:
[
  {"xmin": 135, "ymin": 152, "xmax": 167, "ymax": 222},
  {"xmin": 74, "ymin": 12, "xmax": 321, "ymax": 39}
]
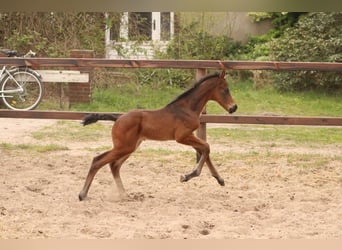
[
  {"xmin": 105, "ymin": 12, "xmax": 175, "ymax": 59},
  {"xmin": 104, "ymin": 12, "xmax": 272, "ymax": 59}
]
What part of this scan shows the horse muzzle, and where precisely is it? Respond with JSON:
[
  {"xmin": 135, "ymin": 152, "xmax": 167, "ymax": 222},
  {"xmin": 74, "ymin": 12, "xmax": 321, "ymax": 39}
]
[{"xmin": 228, "ymin": 104, "xmax": 238, "ymax": 114}]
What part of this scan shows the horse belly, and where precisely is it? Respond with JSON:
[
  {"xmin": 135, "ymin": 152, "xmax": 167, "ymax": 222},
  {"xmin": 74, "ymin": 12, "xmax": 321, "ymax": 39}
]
[
  {"xmin": 141, "ymin": 122, "xmax": 175, "ymax": 140},
  {"xmin": 141, "ymin": 111, "xmax": 176, "ymax": 141}
]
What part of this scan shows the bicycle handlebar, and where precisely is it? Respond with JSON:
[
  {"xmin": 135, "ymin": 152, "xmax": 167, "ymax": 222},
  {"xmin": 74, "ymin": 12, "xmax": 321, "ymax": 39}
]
[
  {"xmin": 0, "ymin": 49, "xmax": 36, "ymax": 58},
  {"xmin": 0, "ymin": 49, "xmax": 18, "ymax": 57}
]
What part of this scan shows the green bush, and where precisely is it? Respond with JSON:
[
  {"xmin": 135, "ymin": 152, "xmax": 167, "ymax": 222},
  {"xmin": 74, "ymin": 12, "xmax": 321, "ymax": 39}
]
[
  {"xmin": 239, "ymin": 34, "xmax": 272, "ymax": 61},
  {"xmin": 151, "ymin": 21, "xmax": 243, "ymax": 87},
  {"xmin": 161, "ymin": 21, "xmax": 242, "ymax": 60},
  {"xmin": 241, "ymin": 12, "xmax": 305, "ymax": 61},
  {"xmin": 270, "ymin": 12, "xmax": 342, "ymax": 91},
  {"xmin": 0, "ymin": 12, "xmax": 105, "ymax": 57},
  {"xmin": 134, "ymin": 68, "xmax": 193, "ymax": 88}
]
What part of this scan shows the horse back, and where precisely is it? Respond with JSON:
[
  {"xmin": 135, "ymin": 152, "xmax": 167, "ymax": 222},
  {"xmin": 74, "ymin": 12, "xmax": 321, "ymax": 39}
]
[{"xmin": 113, "ymin": 108, "xmax": 198, "ymax": 141}]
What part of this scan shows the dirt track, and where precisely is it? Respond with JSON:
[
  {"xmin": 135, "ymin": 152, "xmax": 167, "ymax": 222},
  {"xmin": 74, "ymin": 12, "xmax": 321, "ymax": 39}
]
[{"xmin": 0, "ymin": 118, "xmax": 341, "ymax": 239}]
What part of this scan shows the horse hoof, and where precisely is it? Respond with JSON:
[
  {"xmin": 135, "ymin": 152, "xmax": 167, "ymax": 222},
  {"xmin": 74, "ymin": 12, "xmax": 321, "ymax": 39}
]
[
  {"xmin": 78, "ymin": 192, "xmax": 86, "ymax": 201},
  {"xmin": 215, "ymin": 177, "xmax": 225, "ymax": 186},
  {"xmin": 120, "ymin": 193, "xmax": 129, "ymax": 201},
  {"xmin": 180, "ymin": 175, "xmax": 188, "ymax": 182},
  {"xmin": 218, "ymin": 178, "xmax": 225, "ymax": 186}
]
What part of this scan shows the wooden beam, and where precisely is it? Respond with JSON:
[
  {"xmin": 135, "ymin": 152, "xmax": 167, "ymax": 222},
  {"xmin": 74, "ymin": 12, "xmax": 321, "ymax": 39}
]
[
  {"xmin": 0, "ymin": 110, "xmax": 341, "ymax": 126},
  {"xmin": 36, "ymin": 70, "xmax": 89, "ymax": 83},
  {"xmin": 200, "ymin": 115, "xmax": 342, "ymax": 126},
  {"xmin": 0, "ymin": 110, "xmax": 90, "ymax": 120},
  {"xmin": 195, "ymin": 68, "xmax": 207, "ymax": 161},
  {"xmin": 0, "ymin": 58, "xmax": 341, "ymax": 72}
]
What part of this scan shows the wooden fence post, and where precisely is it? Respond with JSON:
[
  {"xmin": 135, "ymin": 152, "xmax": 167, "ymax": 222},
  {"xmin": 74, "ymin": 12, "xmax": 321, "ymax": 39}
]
[
  {"xmin": 196, "ymin": 68, "xmax": 207, "ymax": 162},
  {"xmin": 68, "ymin": 50, "xmax": 94, "ymax": 106}
]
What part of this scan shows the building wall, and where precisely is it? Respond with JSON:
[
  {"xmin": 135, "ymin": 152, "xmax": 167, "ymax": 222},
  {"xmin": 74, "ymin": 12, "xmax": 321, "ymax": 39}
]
[
  {"xmin": 105, "ymin": 40, "xmax": 168, "ymax": 59},
  {"xmin": 180, "ymin": 12, "xmax": 272, "ymax": 43},
  {"xmin": 105, "ymin": 12, "xmax": 173, "ymax": 59},
  {"xmin": 105, "ymin": 12, "xmax": 272, "ymax": 59}
]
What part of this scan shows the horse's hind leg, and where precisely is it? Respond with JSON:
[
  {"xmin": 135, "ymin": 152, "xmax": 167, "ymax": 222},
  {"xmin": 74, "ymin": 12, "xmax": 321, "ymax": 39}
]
[
  {"xmin": 109, "ymin": 154, "xmax": 131, "ymax": 199},
  {"xmin": 79, "ymin": 138, "xmax": 140, "ymax": 201},
  {"xmin": 79, "ymin": 150, "xmax": 114, "ymax": 201},
  {"xmin": 109, "ymin": 139, "xmax": 142, "ymax": 199}
]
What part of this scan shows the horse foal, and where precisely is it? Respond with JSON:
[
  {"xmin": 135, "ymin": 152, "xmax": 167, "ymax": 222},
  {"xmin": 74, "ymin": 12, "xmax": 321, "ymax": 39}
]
[{"xmin": 78, "ymin": 71, "xmax": 237, "ymax": 201}]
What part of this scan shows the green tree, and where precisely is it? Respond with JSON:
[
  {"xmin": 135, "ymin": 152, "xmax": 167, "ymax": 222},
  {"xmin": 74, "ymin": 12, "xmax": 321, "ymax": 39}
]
[
  {"xmin": 163, "ymin": 20, "xmax": 242, "ymax": 60},
  {"xmin": 0, "ymin": 12, "xmax": 105, "ymax": 57},
  {"xmin": 270, "ymin": 12, "xmax": 342, "ymax": 91}
]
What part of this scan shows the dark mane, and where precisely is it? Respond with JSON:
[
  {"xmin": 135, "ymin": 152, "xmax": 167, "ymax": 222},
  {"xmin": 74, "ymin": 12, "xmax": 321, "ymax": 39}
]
[{"xmin": 167, "ymin": 72, "xmax": 220, "ymax": 106}]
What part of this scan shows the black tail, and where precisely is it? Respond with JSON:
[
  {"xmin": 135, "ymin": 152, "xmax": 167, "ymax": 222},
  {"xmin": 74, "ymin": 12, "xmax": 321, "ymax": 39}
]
[{"xmin": 82, "ymin": 113, "xmax": 121, "ymax": 126}]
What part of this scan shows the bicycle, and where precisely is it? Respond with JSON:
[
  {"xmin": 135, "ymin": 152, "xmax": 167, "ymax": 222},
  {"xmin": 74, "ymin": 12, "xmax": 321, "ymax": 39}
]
[{"xmin": 0, "ymin": 49, "xmax": 44, "ymax": 110}]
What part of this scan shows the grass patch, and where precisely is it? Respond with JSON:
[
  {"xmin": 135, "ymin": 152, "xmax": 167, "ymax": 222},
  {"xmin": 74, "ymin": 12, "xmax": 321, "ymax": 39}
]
[
  {"xmin": 207, "ymin": 126, "xmax": 342, "ymax": 145},
  {"xmin": 131, "ymin": 148, "xmax": 196, "ymax": 169},
  {"xmin": 68, "ymin": 81, "xmax": 342, "ymax": 117},
  {"xmin": 211, "ymin": 150, "xmax": 342, "ymax": 169},
  {"xmin": 127, "ymin": 147, "xmax": 341, "ymax": 173},
  {"xmin": 32, "ymin": 120, "xmax": 112, "ymax": 142},
  {"xmin": 0, "ymin": 143, "xmax": 69, "ymax": 152},
  {"xmin": 84, "ymin": 145, "xmax": 111, "ymax": 152},
  {"xmin": 71, "ymin": 83, "xmax": 181, "ymax": 112},
  {"xmin": 207, "ymin": 81, "xmax": 342, "ymax": 116},
  {"xmin": 286, "ymin": 153, "xmax": 332, "ymax": 169}
]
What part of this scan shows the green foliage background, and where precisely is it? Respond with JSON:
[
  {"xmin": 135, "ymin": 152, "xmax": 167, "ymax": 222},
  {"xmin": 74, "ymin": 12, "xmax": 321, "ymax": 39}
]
[
  {"xmin": 0, "ymin": 12, "xmax": 341, "ymax": 91},
  {"xmin": 269, "ymin": 12, "xmax": 342, "ymax": 91},
  {"xmin": 0, "ymin": 12, "xmax": 105, "ymax": 57}
]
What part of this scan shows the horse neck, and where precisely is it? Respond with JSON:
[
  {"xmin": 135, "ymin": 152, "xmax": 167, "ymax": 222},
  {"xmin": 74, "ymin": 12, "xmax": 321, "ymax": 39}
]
[{"xmin": 170, "ymin": 77, "xmax": 217, "ymax": 116}]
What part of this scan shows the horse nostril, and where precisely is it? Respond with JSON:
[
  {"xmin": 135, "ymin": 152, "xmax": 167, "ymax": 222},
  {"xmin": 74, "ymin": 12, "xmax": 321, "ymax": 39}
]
[{"xmin": 228, "ymin": 104, "xmax": 237, "ymax": 114}]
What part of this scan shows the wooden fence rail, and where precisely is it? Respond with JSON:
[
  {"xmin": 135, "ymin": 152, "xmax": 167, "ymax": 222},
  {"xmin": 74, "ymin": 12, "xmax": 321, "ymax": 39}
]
[
  {"xmin": 0, "ymin": 58, "xmax": 342, "ymax": 71},
  {"xmin": 0, "ymin": 58, "xmax": 341, "ymax": 142},
  {"xmin": 0, "ymin": 110, "xmax": 341, "ymax": 126}
]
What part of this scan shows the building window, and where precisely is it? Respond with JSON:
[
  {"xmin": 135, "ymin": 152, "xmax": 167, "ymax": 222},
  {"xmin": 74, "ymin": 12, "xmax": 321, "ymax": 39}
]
[
  {"xmin": 105, "ymin": 12, "xmax": 174, "ymax": 59},
  {"xmin": 161, "ymin": 12, "xmax": 171, "ymax": 41},
  {"xmin": 108, "ymin": 13, "xmax": 121, "ymax": 41},
  {"xmin": 128, "ymin": 12, "xmax": 152, "ymax": 41},
  {"xmin": 110, "ymin": 21, "xmax": 120, "ymax": 41}
]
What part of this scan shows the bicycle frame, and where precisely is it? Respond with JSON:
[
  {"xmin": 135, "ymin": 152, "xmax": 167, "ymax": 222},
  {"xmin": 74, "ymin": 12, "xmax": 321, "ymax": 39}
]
[
  {"xmin": 0, "ymin": 50, "xmax": 44, "ymax": 110},
  {"xmin": 0, "ymin": 66, "xmax": 25, "ymax": 96}
]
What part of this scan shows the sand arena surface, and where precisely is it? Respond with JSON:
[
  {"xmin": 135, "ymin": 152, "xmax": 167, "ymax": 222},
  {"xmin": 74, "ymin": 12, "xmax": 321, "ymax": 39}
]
[{"xmin": 0, "ymin": 118, "xmax": 341, "ymax": 239}]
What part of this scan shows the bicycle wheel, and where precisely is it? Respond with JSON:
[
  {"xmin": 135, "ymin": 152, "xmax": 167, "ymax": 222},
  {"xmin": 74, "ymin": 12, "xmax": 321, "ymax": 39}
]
[{"xmin": 1, "ymin": 68, "xmax": 44, "ymax": 110}]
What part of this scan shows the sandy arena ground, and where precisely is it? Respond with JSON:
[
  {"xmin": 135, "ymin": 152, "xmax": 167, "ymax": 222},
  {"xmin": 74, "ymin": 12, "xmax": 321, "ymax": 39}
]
[{"xmin": 0, "ymin": 118, "xmax": 341, "ymax": 239}]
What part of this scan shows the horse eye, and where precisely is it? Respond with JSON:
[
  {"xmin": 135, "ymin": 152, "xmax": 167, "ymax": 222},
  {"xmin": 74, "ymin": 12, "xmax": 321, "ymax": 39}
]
[{"xmin": 223, "ymin": 88, "xmax": 229, "ymax": 94}]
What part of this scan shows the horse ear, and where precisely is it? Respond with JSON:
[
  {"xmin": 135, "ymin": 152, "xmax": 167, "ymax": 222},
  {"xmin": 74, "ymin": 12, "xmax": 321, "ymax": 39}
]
[{"xmin": 219, "ymin": 70, "xmax": 226, "ymax": 79}]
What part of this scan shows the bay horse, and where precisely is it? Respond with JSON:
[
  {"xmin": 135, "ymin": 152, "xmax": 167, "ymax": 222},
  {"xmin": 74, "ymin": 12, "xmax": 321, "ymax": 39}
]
[{"xmin": 78, "ymin": 70, "xmax": 237, "ymax": 201}]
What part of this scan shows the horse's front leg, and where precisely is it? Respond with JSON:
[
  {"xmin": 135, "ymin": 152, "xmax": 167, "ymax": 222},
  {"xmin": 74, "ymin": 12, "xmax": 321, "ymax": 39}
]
[
  {"xmin": 180, "ymin": 154, "xmax": 207, "ymax": 183},
  {"xmin": 193, "ymin": 149, "xmax": 225, "ymax": 186},
  {"xmin": 205, "ymin": 155, "xmax": 225, "ymax": 186},
  {"xmin": 176, "ymin": 134, "xmax": 209, "ymax": 183}
]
